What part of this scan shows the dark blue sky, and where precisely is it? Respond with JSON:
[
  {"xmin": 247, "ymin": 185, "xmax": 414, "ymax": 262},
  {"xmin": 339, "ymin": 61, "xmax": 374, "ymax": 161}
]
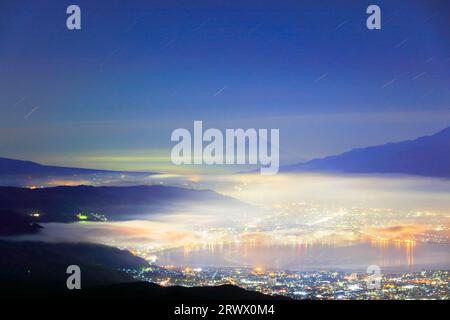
[{"xmin": 0, "ymin": 0, "xmax": 449, "ymax": 171}]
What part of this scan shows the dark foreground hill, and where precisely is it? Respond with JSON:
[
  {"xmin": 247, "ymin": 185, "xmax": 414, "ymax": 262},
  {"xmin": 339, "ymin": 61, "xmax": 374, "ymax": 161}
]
[
  {"xmin": 0, "ymin": 184, "xmax": 247, "ymax": 223},
  {"xmin": 0, "ymin": 241, "xmax": 148, "ymax": 293},
  {"xmin": 0, "ymin": 210, "xmax": 43, "ymax": 235},
  {"xmin": 71, "ymin": 282, "xmax": 286, "ymax": 301},
  {"xmin": 0, "ymin": 241, "xmax": 282, "ymax": 301},
  {"xmin": 283, "ymin": 126, "xmax": 450, "ymax": 178}
]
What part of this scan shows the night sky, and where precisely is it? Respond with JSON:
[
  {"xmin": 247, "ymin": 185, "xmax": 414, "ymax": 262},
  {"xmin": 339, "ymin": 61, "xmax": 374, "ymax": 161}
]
[{"xmin": 0, "ymin": 0, "xmax": 449, "ymax": 172}]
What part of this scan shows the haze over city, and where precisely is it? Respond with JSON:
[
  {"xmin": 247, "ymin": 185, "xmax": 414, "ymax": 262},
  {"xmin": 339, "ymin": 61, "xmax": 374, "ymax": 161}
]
[{"xmin": 0, "ymin": 0, "xmax": 449, "ymax": 303}]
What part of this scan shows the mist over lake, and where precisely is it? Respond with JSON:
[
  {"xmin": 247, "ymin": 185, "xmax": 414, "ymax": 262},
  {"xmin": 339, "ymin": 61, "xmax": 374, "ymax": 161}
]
[{"xmin": 7, "ymin": 173, "xmax": 449, "ymax": 272}]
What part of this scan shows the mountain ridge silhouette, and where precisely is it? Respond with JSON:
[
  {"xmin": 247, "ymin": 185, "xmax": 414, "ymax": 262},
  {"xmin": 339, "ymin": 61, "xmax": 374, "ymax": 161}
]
[{"xmin": 282, "ymin": 126, "xmax": 450, "ymax": 178}]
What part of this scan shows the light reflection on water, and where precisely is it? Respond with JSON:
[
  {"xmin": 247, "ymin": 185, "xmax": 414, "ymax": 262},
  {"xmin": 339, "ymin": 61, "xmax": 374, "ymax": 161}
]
[
  {"xmin": 370, "ymin": 238, "xmax": 416, "ymax": 267},
  {"xmin": 6, "ymin": 220, "xmax": 449, "ymax": 272},
  {"xmin": 156, "ymin": 239, "xmax": 449, "ymax": 272}
]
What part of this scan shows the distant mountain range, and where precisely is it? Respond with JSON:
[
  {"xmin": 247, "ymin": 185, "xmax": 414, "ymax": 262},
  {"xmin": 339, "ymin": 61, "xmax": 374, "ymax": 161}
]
[
  {"xmin": 0, "ymin": 157, "xmax": 157, "ymax": 187},
  {"xmin": 282, "ymin": 126, "xmax": 450, "ymax": 178},
  {"xmin": 0, "ymin": 157, "xmax": 155, "ymax": 176},
  {"xmin": 3, "ymin": 126, "xmax": 449, "ymax": 181}
]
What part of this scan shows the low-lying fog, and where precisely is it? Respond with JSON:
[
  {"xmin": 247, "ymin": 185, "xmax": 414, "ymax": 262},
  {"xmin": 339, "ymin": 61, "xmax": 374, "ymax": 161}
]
[{"xmin": 7, "ymin": 173, "xmax": 450, "ymax": 271}]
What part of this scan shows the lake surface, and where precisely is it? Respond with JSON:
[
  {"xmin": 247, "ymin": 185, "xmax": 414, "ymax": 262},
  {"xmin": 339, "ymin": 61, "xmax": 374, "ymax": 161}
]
[
  {"xmin": 10, "ymin": 221, "xmax": 449, "ymax": 273},
  {"xmin": 154, "ymin": 241, "xmax": 450, "ymax": 272}
]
